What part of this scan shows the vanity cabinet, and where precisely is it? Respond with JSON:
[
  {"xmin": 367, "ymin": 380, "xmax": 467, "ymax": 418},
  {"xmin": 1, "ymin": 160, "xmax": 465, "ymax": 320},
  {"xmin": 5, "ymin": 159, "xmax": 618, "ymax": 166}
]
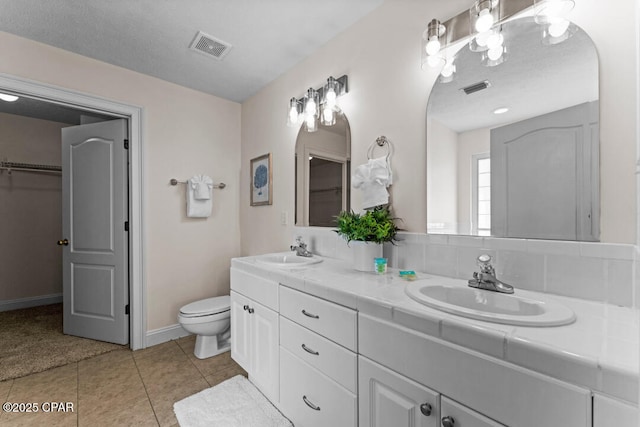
[
  {"xmin": 358, "ymin": 313, "xmax": 591, "ymax": 427},
  {"xmin": 278, "ymin": 285, "xmax": 358, "ymax": 427},
  {"xmin": 229, "ymin": 268, "xmax": 279, "ymax": 403}
]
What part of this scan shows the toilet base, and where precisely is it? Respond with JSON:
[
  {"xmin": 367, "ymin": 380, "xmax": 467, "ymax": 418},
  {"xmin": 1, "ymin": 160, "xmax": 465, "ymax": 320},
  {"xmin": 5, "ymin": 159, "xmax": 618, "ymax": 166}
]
[{"xmin": 194, "ymin": 334, "xmax": 231, "ymax": 359}]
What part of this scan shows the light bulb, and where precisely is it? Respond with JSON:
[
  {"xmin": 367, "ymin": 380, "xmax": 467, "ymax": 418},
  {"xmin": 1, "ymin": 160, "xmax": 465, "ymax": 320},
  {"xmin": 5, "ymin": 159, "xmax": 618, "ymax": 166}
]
[
  {"xmin": 426, "ymin": 54, "xmax": 445, "ymax": 68},
  {"xmin": 325, "ymin": 88, "xmax": 337, "ymax": 110},
  {"xmin": 441, "ymin": 62, "xmax": 455, "ymax": 78},
  {"xmin": 305, "ymin": 98, "xmax": 316, "ymax": 116},
  {"xmin": 486, "ymin": 31, "xmax": 503, "ymax": 49},
  {"xmin": 288, "ymin": 107, "xmax": 298, "ymax": 124},
  {"xmin": 487, "ymin": 45, "xmax": 503, "ymax": 61},
  {"xmin": 475, "ymin": 8, "xmax": 494, "ymax": 33},
  {"xmin": 475, "ymin": 31, "xmax": 491, "ymax": 47},
  {"xmin": 321, "ymin": 106, "xmax": 335, "ymax": 126},
  {"xmin": 305, "ymin": 114, "xmax": 317, "ymax": 132},
  {"xmin": 0, "ymin": 93, "xmax": 19, "ymax": 102},
  {"xmin": 548, "ymin": 19, "xmax": 570, "ymax": 38},
  {"xmin": 425, "ymin": 36, "xmax": 441, "ymax": 56}
]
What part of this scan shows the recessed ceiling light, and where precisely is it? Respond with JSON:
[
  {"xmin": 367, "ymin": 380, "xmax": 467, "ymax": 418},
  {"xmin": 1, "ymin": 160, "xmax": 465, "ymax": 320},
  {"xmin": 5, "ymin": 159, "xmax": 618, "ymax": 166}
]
[
  {"xmin": 0, "ymin": 93, "xmax": 19, "ymax": 102},
  {"xmin": 493, "ymin": 107, "xmax": 509, "ymax": 114}
]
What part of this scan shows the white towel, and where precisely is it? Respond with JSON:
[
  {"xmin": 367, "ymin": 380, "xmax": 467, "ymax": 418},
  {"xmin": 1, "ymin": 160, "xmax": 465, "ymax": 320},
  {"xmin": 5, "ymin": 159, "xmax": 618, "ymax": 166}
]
[
  {"xmin": 187, "ymin": 175, "xmax": 213, "ymax": 218},
  {"xmin": 173, "ymin": 375, "xmax": 292, "ymax": 427},
  {"xmin": 352, "ymin": 156, "xmax": 393, "ymax": 209}
]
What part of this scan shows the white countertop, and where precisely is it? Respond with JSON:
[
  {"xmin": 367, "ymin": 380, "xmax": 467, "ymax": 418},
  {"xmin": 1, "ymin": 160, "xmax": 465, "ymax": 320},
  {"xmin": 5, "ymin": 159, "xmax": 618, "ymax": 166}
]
[{"xmin": 231, "ymin": 253, "xmax": 639, "ymax": 404}]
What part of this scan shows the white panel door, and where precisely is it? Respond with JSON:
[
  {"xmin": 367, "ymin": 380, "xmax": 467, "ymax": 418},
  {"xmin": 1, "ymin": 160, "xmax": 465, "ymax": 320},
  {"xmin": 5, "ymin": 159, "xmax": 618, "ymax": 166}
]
[
  {"xmin": 491, "ymin": 101, "xmax": 599, "ymax": 240},
  {"xmin": 250, "ymin": 300, "xmax": 279, "ymax": 403},
  {"xmin": 61, "ymin": 119, "xmax": 128, "ymax": 344}
]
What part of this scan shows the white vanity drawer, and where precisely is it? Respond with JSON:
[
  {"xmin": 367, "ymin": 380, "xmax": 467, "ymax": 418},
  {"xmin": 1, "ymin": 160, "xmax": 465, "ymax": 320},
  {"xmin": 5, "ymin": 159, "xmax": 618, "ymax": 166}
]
[
  {"xmin": 279, "ymin": 347, "xmax": 357, "ymax": 427},
  {"xmin": 280, "ymin": 316, "xmax": 357, "ymax": 393},
  {"xmin": 279, "ymin": 285, "xmax": 357, "ymax": 351},
  {"xmin": 230, "ymin": 267, "xmax": 278, "ymax": 311}
]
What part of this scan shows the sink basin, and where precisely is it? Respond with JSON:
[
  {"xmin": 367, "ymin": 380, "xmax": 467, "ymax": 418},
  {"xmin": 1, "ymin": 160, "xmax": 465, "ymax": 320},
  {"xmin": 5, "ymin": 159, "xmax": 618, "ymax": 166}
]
[
  {"xmin": 405, "ymin": 282, "xmax": 575, "ymax": 326},
  {"xmin": 256, "ymin": 253, "xmax": 322, "ymax": 268}
]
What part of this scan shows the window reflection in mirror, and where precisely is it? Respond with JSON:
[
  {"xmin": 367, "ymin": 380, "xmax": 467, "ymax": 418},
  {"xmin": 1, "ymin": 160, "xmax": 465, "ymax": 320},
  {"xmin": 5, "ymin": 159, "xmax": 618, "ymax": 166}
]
[
  {"xmin": 295, "ymin": 114, "xmax": 350, "ymax": 226},
  {"xmin": 426, "ymin": 17, "xmax": 599, "ymax": 241}
]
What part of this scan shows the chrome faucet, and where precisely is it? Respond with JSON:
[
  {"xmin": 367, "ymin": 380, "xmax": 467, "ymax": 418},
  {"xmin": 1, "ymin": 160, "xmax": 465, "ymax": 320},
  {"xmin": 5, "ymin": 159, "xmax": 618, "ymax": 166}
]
[
  {"xmin": 468, "ymin": 254, "xmax": 514, "ymax": 294},
  {"xmin": 290, "ymin": 236, "xmax": 313, "ymax": 257}
]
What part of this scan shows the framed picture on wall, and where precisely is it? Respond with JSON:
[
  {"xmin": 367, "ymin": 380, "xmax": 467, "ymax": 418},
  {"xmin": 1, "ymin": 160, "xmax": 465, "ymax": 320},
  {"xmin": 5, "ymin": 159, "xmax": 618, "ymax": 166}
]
[{"xmin": 250, "ymin": 153, "xmax": 272, "ymax": 206}]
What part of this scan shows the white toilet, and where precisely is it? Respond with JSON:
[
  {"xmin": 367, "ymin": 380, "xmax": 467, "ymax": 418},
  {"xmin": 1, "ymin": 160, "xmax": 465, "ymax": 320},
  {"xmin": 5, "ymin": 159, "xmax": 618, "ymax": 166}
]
[{"xmin": 178, "ymin": 295, "xmax": 231, "ymax": 359}]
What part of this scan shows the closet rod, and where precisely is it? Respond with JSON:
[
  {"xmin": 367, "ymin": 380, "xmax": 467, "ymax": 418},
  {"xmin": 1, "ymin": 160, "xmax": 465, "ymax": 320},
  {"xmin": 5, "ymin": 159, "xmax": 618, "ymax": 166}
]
[{"xmin": 0, "ymin": 161, "xmax": 62, "ymax": 175}]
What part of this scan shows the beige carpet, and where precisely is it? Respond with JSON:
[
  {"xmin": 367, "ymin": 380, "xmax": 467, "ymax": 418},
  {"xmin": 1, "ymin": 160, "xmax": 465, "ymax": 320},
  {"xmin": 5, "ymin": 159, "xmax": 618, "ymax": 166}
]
[{"xmin": 0, "ymin": 304, "xmax": 125, "ymax": 382}]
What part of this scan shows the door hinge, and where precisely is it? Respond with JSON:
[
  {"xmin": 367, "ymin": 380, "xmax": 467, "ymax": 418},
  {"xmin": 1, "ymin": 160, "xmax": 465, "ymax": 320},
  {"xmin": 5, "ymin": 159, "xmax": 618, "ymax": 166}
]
[
  {"xmin": 124, "ymin": 221, "xmax": 129, "ymax": 231},
  {"xmin": 124, "ymin": 139, "xmax": 129, "ymax": 150},
  {"xmin": 125, "ymin": 304, "xmax": 130, "ymax": 315}
]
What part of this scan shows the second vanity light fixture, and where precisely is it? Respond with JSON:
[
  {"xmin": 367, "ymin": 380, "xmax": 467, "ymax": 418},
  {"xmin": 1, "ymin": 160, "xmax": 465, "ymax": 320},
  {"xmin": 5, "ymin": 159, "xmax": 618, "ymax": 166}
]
[
  {"xmin": 422, "ymin": 0, "xmax": 575, "ymax": 78},
  {"xmin": 287, "ymin": 75, "xmax": 348, "ymax": 132}
]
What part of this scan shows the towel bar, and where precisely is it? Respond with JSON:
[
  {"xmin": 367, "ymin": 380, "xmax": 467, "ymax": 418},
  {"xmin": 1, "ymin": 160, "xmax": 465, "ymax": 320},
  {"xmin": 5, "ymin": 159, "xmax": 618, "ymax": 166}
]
[{"xmin": 170, "ymin": 178, "xmax": 226, "ymax": 189}]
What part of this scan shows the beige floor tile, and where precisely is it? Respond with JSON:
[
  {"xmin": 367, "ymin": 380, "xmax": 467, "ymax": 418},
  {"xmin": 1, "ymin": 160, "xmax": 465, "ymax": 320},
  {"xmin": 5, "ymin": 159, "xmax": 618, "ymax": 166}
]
[
  {"xmin": 78, "ymin": 395, "xmax": 158, "ymax": 427},
  {"xmin": 132, "ymin": 341, "xmax": 179, "ymax": 361},
  {"xmin": 0, "ymin": 410, "xmax": 77, "ymax": 427},
  {"xmin": 7, "ymin": 363, "xmax": 77, "ymax": 404},
  {"xmin": 174, "ymin": 335, "xmax": 196, "ymax": 355},
  {"xmin": 0, "ymin": 379, "xmax": 13, "ymax": 401},
  {"xmin": 190, "ymin": 350, "xmax": 239, "ymax": 377},
  {"xmin": 78, "ymin": 348, "xmax": 133, "ymax": 372},
  {"xmin": 205, "ymin": 364, "xmax": 247, "ymax": 387},
  {"xmin": 147, "ymin": 376, "xmax": 210, "ymax": 427},
  {"xmin": 135, "ymin": 346, "xmax": 202, "ymax": 394}
]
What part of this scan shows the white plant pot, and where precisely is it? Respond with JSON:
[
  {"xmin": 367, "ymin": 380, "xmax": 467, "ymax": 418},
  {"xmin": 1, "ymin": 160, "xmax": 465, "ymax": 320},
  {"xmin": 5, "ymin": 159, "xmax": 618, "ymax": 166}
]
[{"xmin": 351, "ymin": 241, "xmax": 383, "ymax": 272}]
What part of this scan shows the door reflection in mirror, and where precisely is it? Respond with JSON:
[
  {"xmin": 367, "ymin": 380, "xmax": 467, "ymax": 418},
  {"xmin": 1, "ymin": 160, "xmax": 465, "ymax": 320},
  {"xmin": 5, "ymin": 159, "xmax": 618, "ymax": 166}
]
[{"xmin": 295, "ymin": 114, "xmax": 350, "ymax": 226}]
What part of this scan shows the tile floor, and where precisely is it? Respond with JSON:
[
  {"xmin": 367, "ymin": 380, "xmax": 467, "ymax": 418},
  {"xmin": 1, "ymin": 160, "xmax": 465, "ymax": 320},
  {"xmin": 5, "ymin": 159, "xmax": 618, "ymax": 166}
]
[{"xmin": 0, "ymin": 335, "xmax": 246, "ymax": 426}]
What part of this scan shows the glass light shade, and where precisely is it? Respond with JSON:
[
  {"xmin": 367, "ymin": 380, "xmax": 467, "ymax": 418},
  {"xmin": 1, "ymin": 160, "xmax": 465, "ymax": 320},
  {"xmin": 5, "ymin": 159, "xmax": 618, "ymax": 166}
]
[
  {"xmin": 425, "ymin": 53, "xmax": 446, "ymax": 69},
  {"xmin": 534, "ymin": 0, "xmax": 575, "ymax": 25},
  {"xmin": 481, "ymin": 44, "xmax": 508, "ymax": 67},
  {"xmin": 470, "ymin": 0, "xmax": 499, "ymax": 34},
  {"xmin": 305, "ymin": 114, "xmax": 317, "ymax": 132},
  {"xmin": 541, "ymin": 20, "xmax": 577, "ymax": 45},
  {"xmin": 321, "ymin": 105, "xmax": 336, "ymax": 126},
  {"xmin": 303, "ymin": 88, "xmax": 318, "ymax": 117},
  {"xmin": 286, "ymin": 97, "xmax": 300, "ymax": 127},
  {"xmin": 323, "ymin": 77, "xmax": 339, "ymax": 110},
  {"xmin": 439, "ymin": 58, "xmax": 456, "ymax": 83},
  {"xmin": 425, "ymin": 37, "xmax": 441, "ymax": 56}
]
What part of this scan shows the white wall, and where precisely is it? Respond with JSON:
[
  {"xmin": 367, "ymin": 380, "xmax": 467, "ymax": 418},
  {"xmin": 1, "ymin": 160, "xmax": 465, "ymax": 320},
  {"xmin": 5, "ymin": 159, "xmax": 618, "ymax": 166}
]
[
  {"xmin": 457, "ymin": 127, "xmax": 490, "ymax": 235},
  {"xmin": 0, "ymin": 31, "xmax": 242, "ymax": 331},
  {"xmin": 241, "ymin": 0, "xmax": 638, "ymax": 254}
]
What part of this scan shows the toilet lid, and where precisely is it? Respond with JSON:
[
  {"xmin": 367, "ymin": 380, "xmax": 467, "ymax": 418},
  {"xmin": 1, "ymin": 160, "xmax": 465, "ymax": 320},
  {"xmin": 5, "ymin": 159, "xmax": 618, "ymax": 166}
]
[{"xmin": 180, "ymin": 296, "xmax": 230, "ymax": 317}]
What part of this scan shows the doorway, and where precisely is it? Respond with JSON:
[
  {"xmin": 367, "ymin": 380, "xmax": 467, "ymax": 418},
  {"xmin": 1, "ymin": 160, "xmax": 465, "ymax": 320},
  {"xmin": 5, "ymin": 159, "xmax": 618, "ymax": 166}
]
[{"xmin": 0, "ymin": 73, "xmax": 145, "ymax": 350}]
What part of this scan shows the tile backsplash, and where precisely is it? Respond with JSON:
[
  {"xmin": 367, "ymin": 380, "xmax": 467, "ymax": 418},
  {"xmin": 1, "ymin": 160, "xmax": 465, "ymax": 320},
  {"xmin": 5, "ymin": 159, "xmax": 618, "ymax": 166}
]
[{"xmin": 293, "ymin": 227, "xmax": 638, "ymax": 309}]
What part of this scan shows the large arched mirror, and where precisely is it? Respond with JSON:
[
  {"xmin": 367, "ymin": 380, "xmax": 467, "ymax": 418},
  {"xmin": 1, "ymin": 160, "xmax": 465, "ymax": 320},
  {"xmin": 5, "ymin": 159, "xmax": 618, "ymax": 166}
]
[
  {"xmin": 427, "ymin": 17, "xmax": 599, "ymax": 241},
  {"xmin": 295, "ymin": 114, "xmax": 351, "ymax": 226}
]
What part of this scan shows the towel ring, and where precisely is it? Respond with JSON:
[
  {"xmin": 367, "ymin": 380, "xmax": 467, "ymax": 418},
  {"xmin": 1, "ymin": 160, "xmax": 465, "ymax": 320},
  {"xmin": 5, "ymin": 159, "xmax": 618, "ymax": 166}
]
[{"xmin": 367, "ymin": 135, "xmax": 393, "ymax": 160}]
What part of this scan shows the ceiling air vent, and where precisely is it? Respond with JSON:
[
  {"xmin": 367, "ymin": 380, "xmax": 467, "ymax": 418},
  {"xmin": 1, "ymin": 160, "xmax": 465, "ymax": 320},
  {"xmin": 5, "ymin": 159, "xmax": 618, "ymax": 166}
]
[
  {"xmin": 189, "ymin": 31, "xmax": 232, "ymax": 60},
  {"xmin": 461, "ymin": 80, "xmax": 491, "ymax": 95}
]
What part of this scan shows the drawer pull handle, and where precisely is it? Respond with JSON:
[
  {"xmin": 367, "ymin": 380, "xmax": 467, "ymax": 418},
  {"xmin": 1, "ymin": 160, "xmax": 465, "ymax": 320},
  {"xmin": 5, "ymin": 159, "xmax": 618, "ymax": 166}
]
[
  {"xmin": 301, "ymin": 344, "xmax": 319, "ymax": 356},
  {"xmin": 302, "ymin": 395, "xmax": 321, "ymax": 411},
  {"xmin": 420, "ymin": 402, "xmax": 432, "ymax": 416},
  {"xmin": 441, "ymin": 416, "xmax": 455, "ymax": 427},
  {"xmin": 243, "ymin": 305, "xmax": 249, "ymax": 311},
  {"xmin": 248, "ymin": 307, "xmax": 254, "ymax": 314},
  {"xmin": 302, "ymin": 309, "xmax": 319, "ymax": 319}
]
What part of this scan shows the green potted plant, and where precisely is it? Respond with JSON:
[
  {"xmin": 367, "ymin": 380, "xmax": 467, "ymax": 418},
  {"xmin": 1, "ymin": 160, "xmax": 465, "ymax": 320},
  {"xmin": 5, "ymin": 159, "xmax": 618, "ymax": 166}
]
[{"xmin": 335, "ymin": 206, "xmax": 400, "ymax": 271}]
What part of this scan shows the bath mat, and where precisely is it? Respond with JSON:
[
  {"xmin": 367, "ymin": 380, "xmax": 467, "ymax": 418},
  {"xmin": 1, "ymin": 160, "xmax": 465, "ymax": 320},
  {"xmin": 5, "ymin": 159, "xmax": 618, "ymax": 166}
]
[{"xmin": 173, "ymin": 375, "xmax": 292, "ymax": 427}]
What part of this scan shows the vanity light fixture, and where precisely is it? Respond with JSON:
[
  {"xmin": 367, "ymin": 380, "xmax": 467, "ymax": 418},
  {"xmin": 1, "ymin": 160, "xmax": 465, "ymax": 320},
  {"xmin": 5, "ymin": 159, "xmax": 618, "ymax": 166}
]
[
  {"xmin": 0, "ymin": 93, "xmax": 19, "ymax": 102},
  {"xmin": 422, "ymin": 0, "xmax": 576, "ymax": 74},
  {"xmin": 287, "ymin": 75, "xmax": 348, "ymax": 132},
  {"xmin": 493, "ymin": 107, "xmax": 509, "ymax": 114},
  {"xmin": 439, "ymin": 57, "xmax": 457, "ymax": 83}
]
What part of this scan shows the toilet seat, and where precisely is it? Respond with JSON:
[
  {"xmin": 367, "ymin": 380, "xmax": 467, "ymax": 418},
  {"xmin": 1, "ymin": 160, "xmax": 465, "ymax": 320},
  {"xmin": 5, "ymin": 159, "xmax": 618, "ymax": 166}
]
[{"xmin": 180, "ymin": 296, "xmax": 230, "ymax": 318}]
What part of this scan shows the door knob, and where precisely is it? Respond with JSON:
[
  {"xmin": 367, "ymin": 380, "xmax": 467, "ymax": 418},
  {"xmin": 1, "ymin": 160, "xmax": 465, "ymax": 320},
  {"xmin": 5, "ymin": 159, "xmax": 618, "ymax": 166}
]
[
  {"xmin": 441, "ymin": 416, "xmax": 455, "ymax": 427},
  {"xmin": 57, "ymin": 239, "xmax": 69, "ymax": 246}
]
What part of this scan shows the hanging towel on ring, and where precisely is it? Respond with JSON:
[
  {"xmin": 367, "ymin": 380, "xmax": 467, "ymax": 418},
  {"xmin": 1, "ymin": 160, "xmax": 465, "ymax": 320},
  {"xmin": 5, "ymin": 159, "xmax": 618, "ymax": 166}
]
[
  {"xmin": 187, "ymin": 175, "xmax": 213, "ymax": 218},
  {"xmin": 352, "ymin": 156, "xmax": 393, "ymax": 209}
]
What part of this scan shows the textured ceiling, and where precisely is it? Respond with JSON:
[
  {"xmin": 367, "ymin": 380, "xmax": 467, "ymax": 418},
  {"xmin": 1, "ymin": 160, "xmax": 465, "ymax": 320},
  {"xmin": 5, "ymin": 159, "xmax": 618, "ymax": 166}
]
[{"xmin": 0, "ymin": 0, "xmax": 384, "ymax": 103}]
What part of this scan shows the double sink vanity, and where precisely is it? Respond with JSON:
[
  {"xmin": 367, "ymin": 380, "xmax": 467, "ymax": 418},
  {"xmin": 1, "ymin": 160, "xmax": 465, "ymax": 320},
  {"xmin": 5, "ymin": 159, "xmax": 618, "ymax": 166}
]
[{"xmin": 230, "ymin": 252, "xmax": 639, "ymax": 427}]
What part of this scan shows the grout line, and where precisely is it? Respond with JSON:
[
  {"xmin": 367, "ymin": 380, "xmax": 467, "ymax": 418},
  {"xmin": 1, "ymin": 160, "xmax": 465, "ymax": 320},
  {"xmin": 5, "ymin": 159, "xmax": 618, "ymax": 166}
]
[{"xmin": 132, "ymin": 351, "xmax": 161, "ymax": 426}]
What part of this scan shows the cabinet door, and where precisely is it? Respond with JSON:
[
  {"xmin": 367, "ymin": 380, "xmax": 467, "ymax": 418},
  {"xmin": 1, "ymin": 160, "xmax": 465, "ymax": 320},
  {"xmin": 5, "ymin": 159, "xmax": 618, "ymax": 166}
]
[
  {"xmin": 250, "ymin": 299, "xmax": 279, "ymax": 403},
  {"xmin": 230, "ymin": 291, "xmax": 251, "ymax": 372},
  {"xmin": 359, "ymin": 356, "xmax": 440, "ymax": 427},
  {"xmin": 440, "ymin": 396, "xmax": 505, "ymax": 427}
]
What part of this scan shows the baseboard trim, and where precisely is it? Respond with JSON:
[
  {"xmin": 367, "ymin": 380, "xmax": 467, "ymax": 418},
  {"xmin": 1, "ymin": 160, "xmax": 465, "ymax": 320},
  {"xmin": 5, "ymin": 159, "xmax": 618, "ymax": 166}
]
[
  {"xmin": 145, "ymin": 323, "xmax": 190, "ymax": 348},
  {"xmin": 0, "ymin": 294, "xmax": 63, "ymax": 312}
]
